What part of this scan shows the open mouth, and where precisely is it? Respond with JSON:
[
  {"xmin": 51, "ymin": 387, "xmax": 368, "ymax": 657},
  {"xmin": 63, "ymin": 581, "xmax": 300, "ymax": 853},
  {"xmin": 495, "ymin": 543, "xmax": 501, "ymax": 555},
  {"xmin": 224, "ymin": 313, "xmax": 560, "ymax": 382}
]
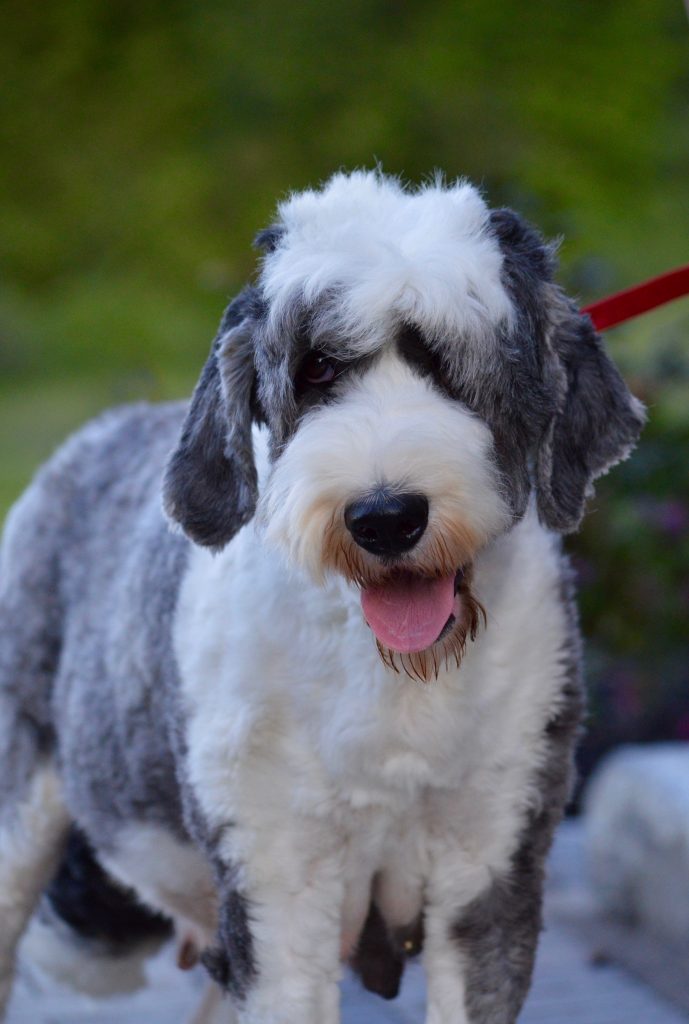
[{"xmin": 361, "ymin": 568, "xmax": 466, "ymax": 654}]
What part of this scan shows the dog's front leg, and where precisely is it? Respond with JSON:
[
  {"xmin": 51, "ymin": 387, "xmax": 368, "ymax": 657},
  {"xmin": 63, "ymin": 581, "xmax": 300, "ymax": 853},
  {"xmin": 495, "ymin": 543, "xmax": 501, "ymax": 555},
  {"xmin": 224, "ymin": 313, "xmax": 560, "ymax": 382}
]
[
  {"xmin": 180, "ymin": 658, "xmax": 345, "ymax": 1021},
  {"xmin": 422, "ymin": 849, "xmax": 487, "ymax": 1024},
  {"xmin": 202, "ymin": 822, "xmax": 344, "ymax": 1024},
  {"xmin": 422, "ymin": 831, "xmax": 548, "ymax": 1024}
]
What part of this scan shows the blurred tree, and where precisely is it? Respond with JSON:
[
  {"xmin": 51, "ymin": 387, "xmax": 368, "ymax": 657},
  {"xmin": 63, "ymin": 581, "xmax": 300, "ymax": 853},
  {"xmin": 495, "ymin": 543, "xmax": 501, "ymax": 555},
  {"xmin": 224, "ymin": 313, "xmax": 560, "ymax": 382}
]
[{"xmin": 1, "ymin": 0, "xmax": 687, "ymax": 381}]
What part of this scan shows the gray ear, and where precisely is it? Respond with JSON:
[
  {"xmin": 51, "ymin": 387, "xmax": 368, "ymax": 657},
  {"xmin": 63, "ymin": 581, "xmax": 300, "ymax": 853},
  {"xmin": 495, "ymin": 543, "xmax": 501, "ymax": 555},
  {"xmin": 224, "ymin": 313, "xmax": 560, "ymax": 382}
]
[
  {"xmin": 163, "ymin": 293, "xmax": 261, "ymax": 550},
  {"xmin": 536, "ymin": 290, "xmax": 646, "ymax": 533},
  {"xmin": 254, "ymin": 224, "xmax": 285, "ymax": 253}
]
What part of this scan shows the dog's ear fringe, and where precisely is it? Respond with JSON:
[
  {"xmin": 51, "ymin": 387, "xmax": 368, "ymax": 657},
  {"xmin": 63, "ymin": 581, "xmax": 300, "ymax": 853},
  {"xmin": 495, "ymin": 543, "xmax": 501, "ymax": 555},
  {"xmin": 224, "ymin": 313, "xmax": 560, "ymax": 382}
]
[
  {"xmin": 535, "ymin": 288, "xmax": 646, "ymax": 534},
  {"xmin": 253, "ymin": 224, "xmax": 285, "ymax": 254},
  {"xmin": 490, "ymin": 207, "xmax": 645, "ymax": 534},
  {"xmin": 162, "ymin": 291, "xmax": 260, "ymax": 551},
  {"xmin": 489, "ymin": 207, "xmax": 558, "ymax": 283}
]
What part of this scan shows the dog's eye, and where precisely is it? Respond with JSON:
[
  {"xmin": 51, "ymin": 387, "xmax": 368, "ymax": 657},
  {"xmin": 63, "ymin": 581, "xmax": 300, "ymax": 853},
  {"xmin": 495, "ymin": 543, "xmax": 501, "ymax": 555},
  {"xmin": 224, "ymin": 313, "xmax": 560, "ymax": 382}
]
[{"xmin": 298, "ymin": 353, "xmax": 339, "ymax": 386}]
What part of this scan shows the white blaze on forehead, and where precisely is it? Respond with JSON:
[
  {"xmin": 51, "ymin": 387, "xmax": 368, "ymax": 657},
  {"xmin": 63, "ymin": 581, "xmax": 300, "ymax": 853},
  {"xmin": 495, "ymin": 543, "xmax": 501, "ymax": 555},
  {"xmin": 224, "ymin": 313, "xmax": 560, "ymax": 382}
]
[{"xmin": 260, "ymin": 170, "xmax": 514, "ymax": 350}]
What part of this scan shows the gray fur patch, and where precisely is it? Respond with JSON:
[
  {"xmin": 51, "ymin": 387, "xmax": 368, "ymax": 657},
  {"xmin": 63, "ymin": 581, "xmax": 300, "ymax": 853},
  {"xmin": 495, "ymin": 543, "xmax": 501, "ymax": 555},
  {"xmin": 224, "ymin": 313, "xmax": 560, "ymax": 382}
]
[
  {"xmin": 536, "ymin": 290, "xmax": 646, "ymax": 532},
  {"xmin": 163, "ymin": 288, "xmax": 264, "ymax": 550},
  {"xmin": 0, "ymin": 396, "xmax": 258, "ymax": 992},
  {"xmin": 488, "ymin": 208, "xmax": 645, "ymax": 533},
  {"xmin": 452, "ymin": 555, "xmax": 585, "ymax": 1023},
  {"xmin": 201, "ymin": 886, "xmax": 256, "ymax": 1001},
  {"xmin": 32, "ymin": 403, "xmax": 193, "ymax": 844},
  {"xmin": 253, "ymin": 224, "xmax": 286, "ymax": 254},
  {"xmin": 0, "ymin": 470, "xmax": 67, "ymax": 807}
]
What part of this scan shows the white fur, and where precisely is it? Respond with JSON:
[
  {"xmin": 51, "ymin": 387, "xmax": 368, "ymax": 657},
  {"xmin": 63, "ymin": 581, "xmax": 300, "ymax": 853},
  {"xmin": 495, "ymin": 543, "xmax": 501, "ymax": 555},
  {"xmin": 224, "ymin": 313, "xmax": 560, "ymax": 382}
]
[
  {"xmin": 190, "ymin": 983, "xmax": 238, "ymax": 1024},
  {"xmin": 260, "ymin": 351, "xmax": 511, "ymax": 581},
  {"xmin": 19, "ymin": 912, "xmax": 161, "ymax": 997},
  {"xmin": 167, "ymin": 399, "xmax": 571, "ymax": 1023},
  {"xmin": 101, "ymin": 823, "xmax": 218, "ymax": 941},
  {"xmin": 0, "ymin": 768, "xmax": 68, "ymax": 1016},
  {"xmin": 261, "ymin": 171, "xmax": 514, "ymax": 350}
]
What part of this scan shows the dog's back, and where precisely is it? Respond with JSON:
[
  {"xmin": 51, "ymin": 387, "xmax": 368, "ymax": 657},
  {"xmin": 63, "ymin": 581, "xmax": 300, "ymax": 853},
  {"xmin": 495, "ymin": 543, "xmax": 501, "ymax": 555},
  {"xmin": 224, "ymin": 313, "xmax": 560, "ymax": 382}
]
[{"xmin": 1, "ymin": 403, "xmax": 195, "ymax": 840}]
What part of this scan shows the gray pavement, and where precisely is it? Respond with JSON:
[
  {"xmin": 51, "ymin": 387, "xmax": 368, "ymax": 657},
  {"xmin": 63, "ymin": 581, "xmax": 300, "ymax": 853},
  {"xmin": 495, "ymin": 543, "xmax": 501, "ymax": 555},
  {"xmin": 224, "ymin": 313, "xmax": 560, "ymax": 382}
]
[{"xmin": 7, "ymin": 822, "xmax": 688, "ymax": 1023}]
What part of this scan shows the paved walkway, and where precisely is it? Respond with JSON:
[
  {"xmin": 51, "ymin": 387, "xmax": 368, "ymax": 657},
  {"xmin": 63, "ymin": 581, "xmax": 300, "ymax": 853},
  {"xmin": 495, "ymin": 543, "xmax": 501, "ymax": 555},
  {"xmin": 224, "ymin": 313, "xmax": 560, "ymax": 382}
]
[{"xmin": 7, "ymin": 823, "xmax": 688, "ymax": 1023}]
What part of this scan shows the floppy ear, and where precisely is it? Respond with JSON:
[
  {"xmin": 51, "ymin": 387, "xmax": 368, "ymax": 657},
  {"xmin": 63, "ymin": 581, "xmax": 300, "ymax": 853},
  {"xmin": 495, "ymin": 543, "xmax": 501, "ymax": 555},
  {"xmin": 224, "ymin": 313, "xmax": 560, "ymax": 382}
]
[
  {"xmin": 163, "ymin": 292, "xmax": 261, "ymax": 550},
  {"xmin": 535, "ymin": 289, "xmax": 646, "ymax": 533}
]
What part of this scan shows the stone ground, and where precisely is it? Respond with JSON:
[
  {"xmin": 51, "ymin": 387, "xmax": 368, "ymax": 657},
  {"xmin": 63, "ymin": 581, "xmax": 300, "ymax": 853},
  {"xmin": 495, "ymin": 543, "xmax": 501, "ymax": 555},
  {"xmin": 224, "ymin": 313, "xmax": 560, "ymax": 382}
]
[{"xmin": 7, "ymin": 822, "xmax": 688, "ymax": 1023}]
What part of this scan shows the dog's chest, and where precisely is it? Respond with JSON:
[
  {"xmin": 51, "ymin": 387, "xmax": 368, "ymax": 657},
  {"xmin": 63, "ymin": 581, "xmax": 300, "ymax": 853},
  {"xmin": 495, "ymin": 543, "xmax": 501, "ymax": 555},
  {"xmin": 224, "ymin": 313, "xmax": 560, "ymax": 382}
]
[
  {"xmin": 171, "ymin": 510, "xmax": 573, "ymax": 939},
  {"xmin": 176, "ymin": 511, "xmax": 571, "ymax": 807},
  {"xmin": 173, "ymin": 527, "xmax": 480, "ymax": 794}
]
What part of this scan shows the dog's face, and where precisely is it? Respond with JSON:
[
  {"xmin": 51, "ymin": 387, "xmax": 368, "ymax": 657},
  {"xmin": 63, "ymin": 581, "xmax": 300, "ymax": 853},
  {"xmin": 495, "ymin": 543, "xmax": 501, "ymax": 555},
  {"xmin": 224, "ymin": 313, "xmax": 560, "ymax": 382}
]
[{"xmin": 164, "ymin": 172, "xmax": 644, "ymax": 680}]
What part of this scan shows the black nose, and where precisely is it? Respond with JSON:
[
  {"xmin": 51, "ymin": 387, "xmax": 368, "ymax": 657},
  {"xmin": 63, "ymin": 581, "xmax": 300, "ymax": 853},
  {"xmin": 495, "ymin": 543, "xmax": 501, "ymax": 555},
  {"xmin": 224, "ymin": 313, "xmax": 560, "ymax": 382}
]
[{"xmin": 344, "ymin": 491, "xmax": 429, "ymax": 557}]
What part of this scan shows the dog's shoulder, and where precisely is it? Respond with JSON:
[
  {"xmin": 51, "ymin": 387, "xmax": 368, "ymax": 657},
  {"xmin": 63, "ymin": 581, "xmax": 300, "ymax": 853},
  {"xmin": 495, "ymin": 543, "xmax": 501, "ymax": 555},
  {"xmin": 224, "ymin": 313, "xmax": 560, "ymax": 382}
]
[
  {"xmin": 0, "ymin": 400, "xmax": 194, "ymax": 715},
  {"xmin": 42, "ymin": 400, "xmax": 187, "ymax": 504},
  {"xmin": 2, "ymin": 400, "xmax": 190, "ymax": 581},
  {"xmin": 5, "ymin": 401, "xmax": 185, "ymax": 531}
]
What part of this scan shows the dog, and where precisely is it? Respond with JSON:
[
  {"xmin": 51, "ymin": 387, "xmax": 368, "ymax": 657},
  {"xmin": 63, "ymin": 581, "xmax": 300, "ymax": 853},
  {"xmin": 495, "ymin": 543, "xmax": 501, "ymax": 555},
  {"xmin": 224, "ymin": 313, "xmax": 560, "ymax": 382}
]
[{"xmin": 0, "ymin": 170, "xmax": 644, "ymax": 1023}]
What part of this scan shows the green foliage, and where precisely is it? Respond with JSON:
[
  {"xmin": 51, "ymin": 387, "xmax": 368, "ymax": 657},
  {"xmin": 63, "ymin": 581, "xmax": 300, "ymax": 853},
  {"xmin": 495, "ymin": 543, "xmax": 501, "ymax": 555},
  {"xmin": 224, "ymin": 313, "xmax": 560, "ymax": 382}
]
[
  {"xmin": 1, "ymin": 0, "xmax": 688, "ymax": 380},
  {"xmin": 574, "ymin": 319, "xmax": 689, "ymax": 773},
  {"xmin": 1, "ymin": 0, "xmax": 687, "ymax": 766}
]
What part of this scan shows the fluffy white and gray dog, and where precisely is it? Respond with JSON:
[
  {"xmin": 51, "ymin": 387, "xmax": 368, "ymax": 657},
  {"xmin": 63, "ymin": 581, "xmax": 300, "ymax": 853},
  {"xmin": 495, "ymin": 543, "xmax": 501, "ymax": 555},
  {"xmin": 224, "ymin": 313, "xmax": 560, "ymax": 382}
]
[{"xmin": 0, "ymin": 171, "xmax": 644, "ymax": 1024}]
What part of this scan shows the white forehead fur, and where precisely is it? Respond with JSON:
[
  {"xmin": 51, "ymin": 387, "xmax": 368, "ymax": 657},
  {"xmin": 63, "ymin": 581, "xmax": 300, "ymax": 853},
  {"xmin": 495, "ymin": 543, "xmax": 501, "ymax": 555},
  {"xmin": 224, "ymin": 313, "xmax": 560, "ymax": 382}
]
[{"xmin": 260, "ymin": 170, "xmax": 514, "ymax": 350}]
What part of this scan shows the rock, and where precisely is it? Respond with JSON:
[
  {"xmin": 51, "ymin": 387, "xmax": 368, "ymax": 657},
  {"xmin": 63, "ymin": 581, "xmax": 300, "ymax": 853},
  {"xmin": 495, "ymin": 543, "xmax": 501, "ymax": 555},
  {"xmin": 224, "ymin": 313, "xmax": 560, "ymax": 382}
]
[{"xmin": 584, "ymin": 743, "xmax": 689, "ymax": 943}]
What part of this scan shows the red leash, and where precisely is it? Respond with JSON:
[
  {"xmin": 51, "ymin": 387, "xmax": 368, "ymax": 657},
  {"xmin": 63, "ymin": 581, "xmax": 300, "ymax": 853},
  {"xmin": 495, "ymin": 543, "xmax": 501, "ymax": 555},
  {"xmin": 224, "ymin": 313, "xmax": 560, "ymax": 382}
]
[{"xmin": 582, "ymin": 263, "xmax": 689, "ymax": 331}]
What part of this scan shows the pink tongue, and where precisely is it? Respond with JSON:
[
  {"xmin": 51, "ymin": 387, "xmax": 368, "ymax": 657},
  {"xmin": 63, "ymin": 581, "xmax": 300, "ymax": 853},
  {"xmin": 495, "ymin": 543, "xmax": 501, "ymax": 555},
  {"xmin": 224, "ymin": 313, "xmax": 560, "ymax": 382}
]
[{"xmin": 361, "ymin": 574, "xmax": 455, "ymax": 654}]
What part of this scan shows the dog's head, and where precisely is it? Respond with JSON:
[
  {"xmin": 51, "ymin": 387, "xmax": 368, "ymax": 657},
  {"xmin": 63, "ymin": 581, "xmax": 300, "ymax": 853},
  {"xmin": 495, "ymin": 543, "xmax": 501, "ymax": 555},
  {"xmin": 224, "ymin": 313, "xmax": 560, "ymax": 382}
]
[{"xmin": 164, "ymin": 171, "xmax": 644, "ymax": 680}]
